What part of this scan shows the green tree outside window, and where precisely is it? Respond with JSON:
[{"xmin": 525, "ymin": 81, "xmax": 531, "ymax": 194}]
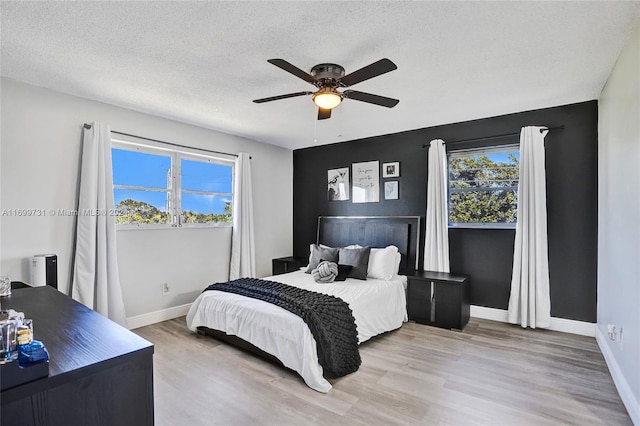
[{"xmin": 448, "ymin": 147, "xmax": 520, "ymax": 226}]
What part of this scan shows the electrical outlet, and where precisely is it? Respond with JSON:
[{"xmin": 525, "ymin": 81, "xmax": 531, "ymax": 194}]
[
  {"xmin": 619, "ymin": 327, "xmax": 623, "ymax": 351},
  {"xmin": 607, "ymin": 324, "xmax": 616, "ymax": 341},
  {"xmin": 161, "ymin": 283, "xmax": 170, "ymax": 296}
]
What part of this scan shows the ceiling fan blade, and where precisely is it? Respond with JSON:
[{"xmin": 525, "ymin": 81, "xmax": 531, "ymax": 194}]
[
  {"xmin": 343, "ymin": 90, "xmax": 399, "ymax": 108},
  {"xmin": 318, "ymin": 108, "xmax": 332, "ymax": 120},
  {"xmin": 267, "ymin": 59, "xmax": 318, "ymax": 85},
  {"xmin": 339, "ymin": 58, "xmax": 397, "ymax": 87},
  {"xmin": 253, "ymin": 91, "xmax": 313, "ymax": 103}
]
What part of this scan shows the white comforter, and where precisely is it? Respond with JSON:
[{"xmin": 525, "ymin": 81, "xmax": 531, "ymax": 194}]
[{"xmin": 186, "ymin": 270, "xmax": 407, "ymax": 392}]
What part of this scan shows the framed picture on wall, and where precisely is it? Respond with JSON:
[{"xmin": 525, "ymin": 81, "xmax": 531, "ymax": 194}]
[
  {"xmin": 384, "ymin": 181, "xmax": 399, "ymax": 200},
  {"xmin": 382, "ymin": 162, "xmax": 400, "ymax": 178},
  {"xmin": 327, "ymin": 168, "xmax": 350, "ymax": 201},
  {"xmin": 352, "ymin": 161, "xmax": 380, "ymax": 203}
]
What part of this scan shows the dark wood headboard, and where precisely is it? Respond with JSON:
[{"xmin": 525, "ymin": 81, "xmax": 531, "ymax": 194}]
[{"xmin": 316, "ymin": 216, "xmax": 420, "ymax": 270}]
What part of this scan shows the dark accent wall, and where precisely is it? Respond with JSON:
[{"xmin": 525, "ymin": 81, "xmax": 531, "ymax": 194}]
[{"xmin": 293, "ymin": 101, "xmax": 598, "ymax": 322}]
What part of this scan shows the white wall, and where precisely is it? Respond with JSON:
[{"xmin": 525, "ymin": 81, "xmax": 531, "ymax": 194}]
[
  {"xmin": 597, "ymin": 23, "xmax": 640, "ymax": 424},
  {"xmin": 0, "ymin": 78, "xmax": 293, "ymax": 318}
]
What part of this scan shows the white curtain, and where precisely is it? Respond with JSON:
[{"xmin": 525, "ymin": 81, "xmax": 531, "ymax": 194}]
[
  {"xmin": 424, "ymin": 139, "xmax": 450, "ymax": 272},
  {"xmin": 72, "ymin": 122, "xmax": 127, "ymax": 327},
  {"xmin": 229, "ymin": 152, "xmax": 256, "ymax": 279},
  {"xmin": 508, "ymin": 126, "xmax": 551, "ymax": 328}
]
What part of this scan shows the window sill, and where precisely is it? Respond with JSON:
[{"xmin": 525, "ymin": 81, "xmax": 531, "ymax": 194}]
[
  {"xmin": 448, "ymin": 224, "xmax": 516, "ymax": 230},
  {"xmin": 180, "ymin": 223, "xmax": 233, "ymax": 229},
  {"xmin": 116, "ymin": 223, "xmax": 232, "ymax": 231}
]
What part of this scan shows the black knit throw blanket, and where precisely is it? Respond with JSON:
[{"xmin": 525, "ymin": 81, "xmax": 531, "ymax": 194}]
[{"xmin": 204, "ymin": 278, "xmax": 361, "ymax": 379}]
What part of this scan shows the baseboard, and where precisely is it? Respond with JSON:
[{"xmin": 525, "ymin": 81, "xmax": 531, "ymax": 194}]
[
  {"xmin": 596, "ymin": 327, "xmax": 640, "ymax": 425},
  {"xmin": 549, "ymin": 315, "xmax": 596, "ymax": 337},
  {"xmin": 127, "ymin": 303, "xmax": 192, "ymax": 330},
  {"xmin": 470, "ymin": 305, "xmax": 596, "ymax": 337},
  {"xmin": 470, "ymin": 305, "xmax": 509, "ymax": 322}
]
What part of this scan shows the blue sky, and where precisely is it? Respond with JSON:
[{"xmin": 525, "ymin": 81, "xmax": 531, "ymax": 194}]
[
  {"xmin": 488, "ymin": 152, "xmax": 520, "ymax": 163},
  {"xmin": 112, "ymin": 149, "xmax": 232, "ymax": 214}
]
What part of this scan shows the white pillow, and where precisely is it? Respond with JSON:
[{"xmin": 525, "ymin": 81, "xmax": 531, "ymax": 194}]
[
  {"xmin": 393, "ymin": 252, "xmax": 401, "ymax": 277},
  {"xmin": 367, "ymin": 245, "xmax": 399, "ymax": 280},
  {"xmin": 343, "ymin": 244, "xmax": 363, "ymax": 249}
]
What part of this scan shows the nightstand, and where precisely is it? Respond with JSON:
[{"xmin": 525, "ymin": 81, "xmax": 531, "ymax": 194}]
[
  {"xmin": 404, "ymin": 270, "xmax": 470, "ymax": 330},
  {"xmin": 272, "ymin": 256, "xmax": 307, "ymax": 275},
  {"xmin": 11, "ymin": 281, "xmax": 32, "ymax": 290}
]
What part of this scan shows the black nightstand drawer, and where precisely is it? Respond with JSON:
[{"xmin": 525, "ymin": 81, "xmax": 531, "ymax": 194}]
[
  {"xmin": 405, "ymin": 270, "xmax": 470, "ymax": 330},
  {"xmin": 407, "ymin": 283, "xmax": 432, "ymax": 323},
  {"xmin": 272, "ymin": 256, "xmax": 307, "ymax": 275},
  {"xmin": 435, "ymin": 282, "xmax": 460, "ymax": 304},
  {"xmin": 433, "ymin": 302, "xmax": 462, "ymax": 329}
]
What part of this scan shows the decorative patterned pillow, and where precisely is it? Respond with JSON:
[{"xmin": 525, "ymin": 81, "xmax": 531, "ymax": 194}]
[{"xmin": 312, "ymin": 261, "xmax": 338, "ymax": 283}]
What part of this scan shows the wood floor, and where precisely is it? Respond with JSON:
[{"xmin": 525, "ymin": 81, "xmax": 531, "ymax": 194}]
[{"xmin": 134, "ymin": 317, "xmax": 631, "ymax": 426}]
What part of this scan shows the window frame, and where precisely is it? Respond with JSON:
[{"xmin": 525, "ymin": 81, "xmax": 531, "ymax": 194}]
[
  {"xmin": 177, "ymin": 151, "xmax": 235, "ymax": 228},
  {"xmin": 111, "ymin": 138, "xmax": 235, "ymax": 230},
  {"xmin": 447, "ymin": 143, "xmax": 520, "ymax": 230}
]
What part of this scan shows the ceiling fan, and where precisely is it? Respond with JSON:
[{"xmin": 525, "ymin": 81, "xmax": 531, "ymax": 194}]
[{"xmin": 253, "ymin": 58, "xmax": 399, "ymax": 120}]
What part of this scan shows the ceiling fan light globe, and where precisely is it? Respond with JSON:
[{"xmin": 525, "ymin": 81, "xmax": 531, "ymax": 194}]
[{"xmin": 313, "ymin": 92, "xmax": 342, "ymax": 109}]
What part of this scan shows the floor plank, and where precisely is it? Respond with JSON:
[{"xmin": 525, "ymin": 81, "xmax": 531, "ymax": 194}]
[{"xmin": 134, "ymin": 317, "xmax": 631, "ymax": 425}]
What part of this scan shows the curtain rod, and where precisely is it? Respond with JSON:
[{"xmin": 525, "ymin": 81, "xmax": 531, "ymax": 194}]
[
  {"xmin": 421, "ymin": 125, "xmax": 564, "ymax": 148},
  {"xmin": 83, "ymin": 123, "xmax": 240, "ymax": 158}
]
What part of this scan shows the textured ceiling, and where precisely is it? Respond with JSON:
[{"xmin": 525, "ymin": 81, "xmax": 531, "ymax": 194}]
[{"xmin": 2, "ymin": 1, "xmax": 639, "ymax": 150}]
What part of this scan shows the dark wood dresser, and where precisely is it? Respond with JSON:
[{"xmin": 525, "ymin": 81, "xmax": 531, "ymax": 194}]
[{"xmin": 0, "ymin": 286, "xmax": 154, "ymax": 426}]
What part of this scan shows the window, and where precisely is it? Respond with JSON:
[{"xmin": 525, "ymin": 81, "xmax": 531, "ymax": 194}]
[
  {"xmin": 112, "ymin": 141, "xmax": 234, "ymax": 228},
  {"xmin": 179, "ymin": 156, "xmax": 233, "ymax": 225},
  {"xmin": 448, "ymin": 144, "xmax": 520, "ymax": 228}
]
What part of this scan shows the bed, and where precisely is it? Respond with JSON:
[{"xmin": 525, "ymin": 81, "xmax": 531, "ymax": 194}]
[{"xmin": 186, "ymin": 216, "xmax": 421, "ymax": 393}]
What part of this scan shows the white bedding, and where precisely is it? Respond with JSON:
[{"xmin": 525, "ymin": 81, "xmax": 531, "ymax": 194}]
[{"xmin": 186, "ymin": 270, "xmax": 407, "ymax": 393}]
